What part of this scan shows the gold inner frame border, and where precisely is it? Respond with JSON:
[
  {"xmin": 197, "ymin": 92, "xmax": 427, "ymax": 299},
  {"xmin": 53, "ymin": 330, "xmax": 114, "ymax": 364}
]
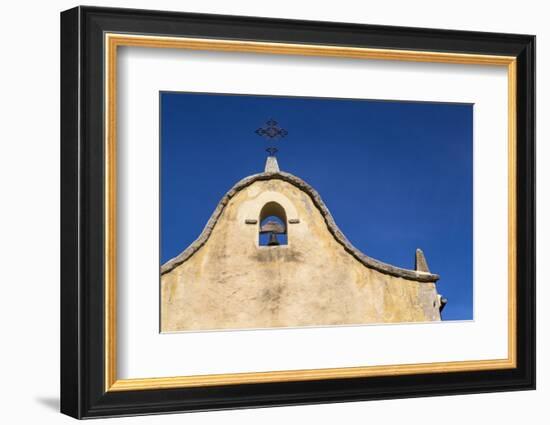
[{"xmin": 104, "ymin": 33, "xmax": 517, "ymax": 392}]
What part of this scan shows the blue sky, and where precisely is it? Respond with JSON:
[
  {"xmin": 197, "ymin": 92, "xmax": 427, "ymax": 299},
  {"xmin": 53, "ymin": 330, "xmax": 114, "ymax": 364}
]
[{"xmin": 160, "ymin": 92, "xmax": 473, "ymax": 321}]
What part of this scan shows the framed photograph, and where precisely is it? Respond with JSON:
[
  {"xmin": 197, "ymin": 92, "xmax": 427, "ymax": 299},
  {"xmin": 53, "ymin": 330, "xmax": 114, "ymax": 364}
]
[{"xmin": 60, "ymin": 6, "xmax": 535, "ymax": 419}]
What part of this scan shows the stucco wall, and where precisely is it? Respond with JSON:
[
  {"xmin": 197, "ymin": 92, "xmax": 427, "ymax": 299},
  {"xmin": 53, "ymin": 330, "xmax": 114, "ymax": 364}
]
[{"xmin": 161, "ymin": 178, "xmax": 442, "ymax": 332}]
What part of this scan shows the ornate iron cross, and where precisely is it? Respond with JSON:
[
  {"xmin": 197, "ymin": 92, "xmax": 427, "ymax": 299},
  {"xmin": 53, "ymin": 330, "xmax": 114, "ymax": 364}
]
[{"xmin": 255, "ymin": 119, "xmax": 288, "ymax": 156}]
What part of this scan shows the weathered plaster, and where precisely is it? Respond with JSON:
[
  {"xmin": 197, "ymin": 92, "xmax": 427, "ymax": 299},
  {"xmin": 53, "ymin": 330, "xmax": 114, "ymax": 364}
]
[
  {"xmin": 161, "ymin": 176, "xmax": 443, "ymax": 332},
  {"xmin": 161, "ymin": 171, "xmax": 440, "ymax": 283}
]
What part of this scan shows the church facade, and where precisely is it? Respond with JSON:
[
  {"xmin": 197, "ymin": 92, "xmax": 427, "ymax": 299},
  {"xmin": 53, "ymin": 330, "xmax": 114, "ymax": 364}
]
[{"xmin": 161, "ymin": 156, "xmax": 445, "ymax": 332}]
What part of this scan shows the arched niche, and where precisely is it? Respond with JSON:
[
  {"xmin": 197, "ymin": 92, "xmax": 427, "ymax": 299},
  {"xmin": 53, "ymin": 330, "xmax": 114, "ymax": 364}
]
[{"xmin": 258, "ymin": 201, "xmax": 287, "ymax": 246}]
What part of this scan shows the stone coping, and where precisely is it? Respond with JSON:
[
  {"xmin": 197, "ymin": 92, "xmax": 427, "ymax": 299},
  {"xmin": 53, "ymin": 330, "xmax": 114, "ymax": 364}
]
[{"xmin": 161, "ymin": 171, "xmax": 440, "ymax": 283}]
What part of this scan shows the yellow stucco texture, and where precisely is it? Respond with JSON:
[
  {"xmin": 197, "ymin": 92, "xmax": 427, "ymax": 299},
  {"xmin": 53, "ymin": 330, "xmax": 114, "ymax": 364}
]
[{"xmin": 161, "ymin": 179, "xmax": 441, "ymax": 332}]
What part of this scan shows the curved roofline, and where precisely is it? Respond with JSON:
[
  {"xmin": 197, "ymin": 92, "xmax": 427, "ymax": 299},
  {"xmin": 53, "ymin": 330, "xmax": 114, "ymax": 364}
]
[{"xmin": 161, "ymin": 171, "xmax": 440, "ymax": 283}]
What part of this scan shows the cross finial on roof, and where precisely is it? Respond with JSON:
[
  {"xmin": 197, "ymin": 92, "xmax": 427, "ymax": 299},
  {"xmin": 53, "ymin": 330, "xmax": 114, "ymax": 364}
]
[
  {"xmin": 255, "ymin": 119, "xmax": 288, "ymax": 158},
  {"xmin": 255, "ymin": 119, "xmax": 288, "ymax": 141}
]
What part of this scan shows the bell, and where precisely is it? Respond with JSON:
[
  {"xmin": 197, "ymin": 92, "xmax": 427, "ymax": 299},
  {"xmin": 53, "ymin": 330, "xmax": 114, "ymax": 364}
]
[
  {"xmin": 260, "ymin": 220, "xmax": 285, "ymax": 234},
  {"xmin": 267, "ymin": 232, "xmax": 280, "ymax": 246}
]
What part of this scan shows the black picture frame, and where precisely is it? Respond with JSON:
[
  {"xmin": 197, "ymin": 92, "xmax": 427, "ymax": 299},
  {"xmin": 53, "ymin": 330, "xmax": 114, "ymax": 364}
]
[{"xmin": 61, "ymin": 5, "xmax": 535, "ymax": 419}]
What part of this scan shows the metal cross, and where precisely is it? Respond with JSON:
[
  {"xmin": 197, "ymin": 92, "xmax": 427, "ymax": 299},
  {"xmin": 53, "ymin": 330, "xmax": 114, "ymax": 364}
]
[
  {"xmin": 255, "ymin": 119, "xmax": 288, "ymax": 140},
  {"xmin": 255, "ymin": 119, "xmax": 288, "ymax": 156}
]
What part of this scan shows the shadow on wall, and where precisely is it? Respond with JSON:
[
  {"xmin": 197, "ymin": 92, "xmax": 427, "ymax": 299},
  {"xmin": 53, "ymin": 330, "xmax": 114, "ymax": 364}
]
[{"xmin": 35, "ymin": 396, "xmax": 59, "ymax": 412}]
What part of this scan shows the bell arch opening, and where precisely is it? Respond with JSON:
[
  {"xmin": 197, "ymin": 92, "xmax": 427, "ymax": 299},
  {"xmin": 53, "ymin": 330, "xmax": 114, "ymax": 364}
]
[{"xmin": 258, "ymin": 201, "xmax": 288, "ymax": 246}]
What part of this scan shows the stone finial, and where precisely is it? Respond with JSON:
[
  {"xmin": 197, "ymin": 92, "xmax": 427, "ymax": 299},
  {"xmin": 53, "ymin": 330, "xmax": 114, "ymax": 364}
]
[
  {"xmin": 415, "ymin": 248, "xmax": 430, "ymax": 273},
  {"xmin": 265, "ymin": 155, "xmax": 280, "ymax": 173}
]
